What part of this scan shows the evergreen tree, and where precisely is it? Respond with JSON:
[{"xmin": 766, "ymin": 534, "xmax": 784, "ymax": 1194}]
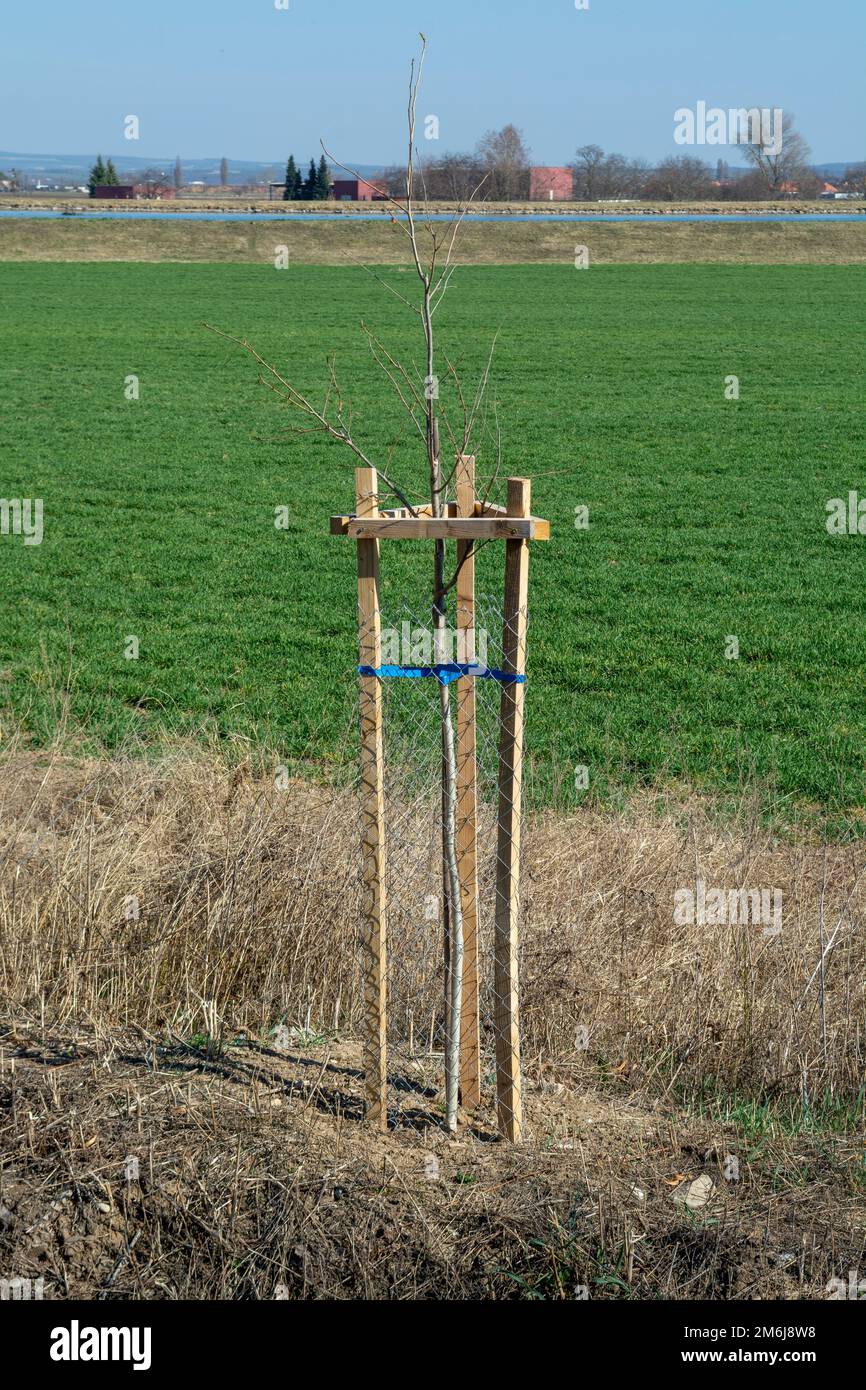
[
  {"xmin": 105, "ymin": 159, "xmax": 120, "ymax": 186},
  {"xmin": 283, "ymin": 155, "xmax": 299, "ymax": 201},
  {"xmin": 315, "ymin": 154, "xmax": 331, "ymax": 200},
  {"xmin": 88, "ymin": 155, "xmax": 107, "ymax": 194},
  {"xmin": 219, "ymin": 156, "xmax": 229, "ymax": 187},
  {"xmin": 174, "ymin": 156, "xmax": 183, "ymax": 190},
  {"xmin": 302, "ymin": 157, "xmax": 317, "ymax": 200}
]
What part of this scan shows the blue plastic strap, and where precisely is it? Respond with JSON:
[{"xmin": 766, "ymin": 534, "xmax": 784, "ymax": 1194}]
[{"xmin": 358, "ymin": 662, "xmax": 526, "ymax": 686}]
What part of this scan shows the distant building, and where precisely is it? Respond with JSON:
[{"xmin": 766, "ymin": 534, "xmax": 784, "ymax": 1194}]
[
  {"xmin": 92, "ymin": 185, "xmax": 134, "ymax": 199},
  {"xmin": 332, "ymin": 177, "xmax": 389, "ymax": 201},
  {"xmin": 529, "ymin": 166, "xmax": 573, "ymax": 201}
]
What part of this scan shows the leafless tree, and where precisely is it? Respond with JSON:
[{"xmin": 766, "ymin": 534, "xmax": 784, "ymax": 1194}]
[
  {"xmin": 475, "ymin": 124, "xmax": 531, "ymax": 200},
  {"xmin": 135, "ymin": 168, "xmax": 173, "ymax": 198},
  {"xmin": 206, "ymin": 37, "xmax": 496, "ymax": 1132},
  {"xmin": 641, "ymin": 155, "xmax": 713, "ymax": 201},
  {"xmin": 742, "ymin": 111, "xmax": 813, "ymax": 194},
  {"xmin": 380, "ymin": 151, "xmax": 487, "ymax": 202},
  {"xmin": 573, "ymin": 145, "xmax": 648, "ymax": 201},
  {"xmin": 572, "ymin": 145, "xmax": 605, "ymax": 200}
]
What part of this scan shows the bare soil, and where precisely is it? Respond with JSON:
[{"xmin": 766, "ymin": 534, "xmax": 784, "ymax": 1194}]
[{"xmin": 1, "ymin": 1022, "xmax": 864, "ymax": 1300}]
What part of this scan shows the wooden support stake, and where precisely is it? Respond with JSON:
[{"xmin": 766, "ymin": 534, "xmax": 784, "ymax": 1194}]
[
  {"xmin": 356, "ymin": 466, "xmax": 387, "ymax": 1129},
  {"xmin": 455, "ymin": 455, "xmax": 481, "ymax": 1109},
  {"xmin": 493, "ymin": 476, "xmax": 531, "ymax": 1142}
]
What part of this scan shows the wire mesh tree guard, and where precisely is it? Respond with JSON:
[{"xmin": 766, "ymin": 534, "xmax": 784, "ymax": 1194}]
[{"xmin": 332, "ymin": 456, "xmax": 550, "ymax": 1141}]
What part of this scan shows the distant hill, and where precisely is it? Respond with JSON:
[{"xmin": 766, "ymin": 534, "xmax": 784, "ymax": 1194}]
[
  {"xmin": 812, "ymin": 162, "xmax": 863, "ymax": 177},
  {"xmin": 0, "ymin": 151, "xmax": 383, "ymax": 186}
]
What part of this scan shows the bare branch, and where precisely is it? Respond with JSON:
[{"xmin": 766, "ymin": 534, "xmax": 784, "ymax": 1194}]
[{"xmin": 202, "ymin": 322, "xmax": 419, "ymax": 516}]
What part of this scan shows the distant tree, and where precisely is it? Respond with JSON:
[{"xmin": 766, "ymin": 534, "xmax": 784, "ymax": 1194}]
[
  {"xmin": 475, "ymin": 124, "xmax": 531, "ymax": 200},
  {"xmin": 381, "ymin": 151, "xmax": 485, "ymax": 201},
  {"xmin": 174, "ymin": 157, "xmax": 183, "ymax": 190},
  {"xmin": 572, "ymin": 144, "xmax": 605, "ymax": 200},
  {"xmin": 377, "ymin": 164, "xmax": 407, "ymax": 198},
  {"xmin": 728, "ymin": 167, "xmax": 772, "ymax": 201},
  {"xmin": 596, "ymin": 153, "xmax": 644, "ymax": 199},
  {"xmin": 137, "ymin": 168, "xmax": 172, "ymax": 198},
  {"xmin": 624, "ymin": 157, "xmax": 650, "ymax": 198},
  {"xmin": 742, "ymin": 112, "xmax": 812, "ymax": 195},
  {"xmin": 301, "ymin": 157, "xmax": 318, "ymax": 200},
  {"xmin": 220, "ymin": 156, "xmax": 229, "ymax": 187},
  {"xmin": 572, "ymin": 145, "xmax": 646, "ymax": 200},
  {"xmin": 88, "ymin": 154, "xmax": 107, "ymax": 194},
  {"xmin": 105, "ymin": 159, "xmax": 120, "ymax": 186},
  {"xmin": 283, "ymin": 155, "xmax": 298, "ymax": 200},
  {"xmin": 841, "ymin": 162, "xmax": 866, "ymax": 196},
  {"xmin": 315, "ymin": 154, "xmax": 331, "ymax": 200},
  {"xmin": 641, "ymin": 155, "xmax": 713, "ymax": 201}
]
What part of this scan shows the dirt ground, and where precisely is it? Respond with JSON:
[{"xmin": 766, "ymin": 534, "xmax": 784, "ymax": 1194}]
[{"xmin": 1, "ymin": 1021, "xmax": 863, "ymax": 1300}]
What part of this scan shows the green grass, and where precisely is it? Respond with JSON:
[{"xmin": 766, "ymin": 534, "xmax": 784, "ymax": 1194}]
[
  {"xmin": 685, "ymin": 1082, "xmax": 866, "ymax": 1140},
  {"xmin": 0, "ymin": 261, "xmax": 863, "ymax": 826}
]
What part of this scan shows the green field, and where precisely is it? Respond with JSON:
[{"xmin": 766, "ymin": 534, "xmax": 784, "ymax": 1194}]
[{"xmin": 1, "ymin": 260, "xmax": 864, "ymax": 823}]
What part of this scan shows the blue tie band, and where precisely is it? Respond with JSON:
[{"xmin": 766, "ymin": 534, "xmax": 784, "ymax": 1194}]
[{"xmin": 358, "ymin": 662, "xmax": 526, "ymax": 686}]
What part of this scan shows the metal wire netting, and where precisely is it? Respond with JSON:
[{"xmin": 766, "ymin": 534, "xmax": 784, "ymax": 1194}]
[{"xmin": 356, "ymin": 592, "xmax": 528, "ymax": 1124}]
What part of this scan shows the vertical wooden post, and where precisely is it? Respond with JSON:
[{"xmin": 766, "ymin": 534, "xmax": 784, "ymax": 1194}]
[
  {"xmin": 493, "ymin": 477, "xmax": 531, "ymax": 1142},
  {"xmin": 455, "ymin": 455, "xmax": 481, "ymax": 1109},
  {"xmin": 356, "ymin": 466, "xmax": 387, "ymax": 1129}
]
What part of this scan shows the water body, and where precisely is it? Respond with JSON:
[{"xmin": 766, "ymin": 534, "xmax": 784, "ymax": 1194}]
[{"xmin": 0, "ymin": 210, "xmax": 862, "ymax": 224}]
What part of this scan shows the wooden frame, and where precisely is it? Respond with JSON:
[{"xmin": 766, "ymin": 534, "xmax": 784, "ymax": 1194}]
[
  {"xmin": 455, "ymin": 455, "xmax": 481, "ymax": 1110},
  {"xmin": 331, "ymin": 503, "xmax": 550, "ymax": 540},
  {"xmin": 346, "ymin": 517, "xmax": 549, "ymax": 541},
  {"xmin": 493, "ymin": 478, "xmax": 532, "ymax": 1142},
  {"xmin": 355, "ymin": 468, "xmax": 388, "ymax": 1129},
  {"xmin": 335, "ymin": 465, "xmax": 548, "ymax": 1140}
]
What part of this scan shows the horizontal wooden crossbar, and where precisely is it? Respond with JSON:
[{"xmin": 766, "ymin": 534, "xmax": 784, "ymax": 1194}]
[
  {"xmin": 348, "ymin": 516, "xmax": 547, "ymax": 540},
  {"xmin": 331, "ymin": 500, "xmax": 549, "ymax": 542}
]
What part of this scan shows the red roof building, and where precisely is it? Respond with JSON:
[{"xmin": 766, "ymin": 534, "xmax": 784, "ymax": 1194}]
[
  {"xmin": 529, "ymin": 166, "xmax": 573, "ymax": 201},
  {"xmin": 332, "ymin": 177, "xmax": 389, "ymax": 201}
]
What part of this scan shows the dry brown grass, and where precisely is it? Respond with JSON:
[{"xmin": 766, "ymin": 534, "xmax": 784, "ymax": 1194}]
[
  {"xmin": 1, "ymin": 743, "xmax": 863, "ymax": 1299},
  {"xmin": 0, "ymin": 743, "xmax": 862, "ymax": 1107},
  {"xmin": 1, "ymin": 216, "xmax": 863, "ymax": 264}
]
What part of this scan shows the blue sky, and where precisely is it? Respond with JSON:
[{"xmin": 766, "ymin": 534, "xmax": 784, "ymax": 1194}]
[{"xmin": 2, "ymin": 0, "xmax": 863, "ymax": 165}]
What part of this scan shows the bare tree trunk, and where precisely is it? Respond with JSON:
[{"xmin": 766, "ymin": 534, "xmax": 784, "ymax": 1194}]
[
  {"xmin": 428, "ymin": 409, "xmax": 463, "ymax": 1132},
  {"xmin": 210, "ymin": 35, "xmax": 479, "ymax": 1134},
  {"xmin": 402, "ymin": 40, "xmax": 467, "ymax": 1129}
]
